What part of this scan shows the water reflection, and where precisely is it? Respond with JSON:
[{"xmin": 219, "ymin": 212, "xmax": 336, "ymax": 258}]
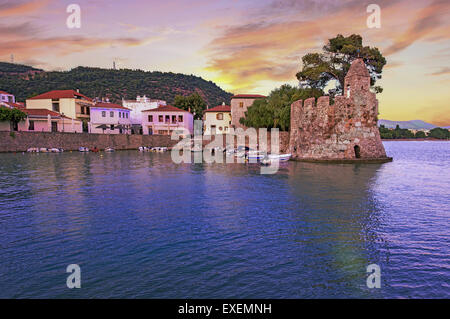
[{"xmin": 0, "ymin": 142, "xmax": 448, "ymax": 298}]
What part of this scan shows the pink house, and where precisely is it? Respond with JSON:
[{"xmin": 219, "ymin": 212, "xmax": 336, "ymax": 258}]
[
  {"xmin": 89, "ymin": 102, "xmax": 132, "ymax": 134},
  {"xmin": 141, "ymin": 105, "xmax": 193, "ymax": 136},
  {"xmin": 0, "ymin": 102, "xmax": 83, "ymax": 133}
]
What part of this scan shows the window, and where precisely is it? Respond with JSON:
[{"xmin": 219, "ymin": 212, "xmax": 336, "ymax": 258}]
[
  {"xmin": 148, "ymin": 115, "xmax": 153, "ymax": 122},
  {"xmin": 172, "ymin": 115, "xmax": 177, "ymax": 123},
  {"xmin": 158, "ymin": 115, "xmax": 163, "ymax": 122},
  {"xmin": 165, "ymin": 115, "xmax": 170, "ymax": 123},
  {"xmin": 216, "ymin": 113, "xmax": 223, "ymax": 120},
  {"xmin": 239, "ymin": 102, "xmax": 244, "ymax": 108},
  {"xmin": 102, "ymin": 111, "xmax": 106, "ymax": 117},
  {"xmin": 119, "ymin": 112, "xmax": 122, "ymax": 118},
  {"xmin": 110, "ymin": 125, "xmax": 115, "ymax": 130},
  {"xmin": 52, "ymin": 102, "xmax": 60, "ymax": 112},
  {"xmin": 29, "ymin": 121, "xmax": 35, "ymax": 131},
  {"xmin": 126, "ymin": 113, "xmax": 128, "ymax": 118},
  {"xmin": 178, "ymin": 115, "xmax": 183, "ymax": 122},
  {"xmin": 224, "ymin": 126, "xmax": 228, "ymax": 131},
  {"xmin": 51, "ymin": 121, "xmax": 58, "ymax": 132},
  {"xmin": 110, "ymin": 111, "xmax": 114, "ymax": 117}
]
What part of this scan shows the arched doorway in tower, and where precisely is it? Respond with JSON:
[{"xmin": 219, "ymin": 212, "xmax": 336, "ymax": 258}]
[{"xmin": 354, "ymin": 145, "xmax": 361, "ymax": 158}]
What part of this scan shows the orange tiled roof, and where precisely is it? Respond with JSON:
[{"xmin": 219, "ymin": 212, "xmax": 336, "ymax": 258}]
[
  {"xmin": 22, "ymin": 109, "xmax": 62, "ymax": 118},
  {"xmin": 204, "ymin": 105, "xmax": 231, "ymax": 113},
  {"xmin": 28, "ymin": 90, "xmax": 92, "ymax": 101},
  {"xmin": 142, "ymin": 105, "xmax": 191, "ymax": 113},
  {"xmin": 231, "ymin": 94, "xmax": 266, "ymax": 99}
]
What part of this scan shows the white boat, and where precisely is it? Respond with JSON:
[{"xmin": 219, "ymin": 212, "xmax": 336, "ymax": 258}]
[
  {"xmin": 79, "ymin": 147, "xmax": 89, "ymax": 152},
  {"xmin": 247, "ymin": 150, "xmax": 267, "ymax": 160},
  {"xmin": 105, "ymin": 147, "xmax": 115, "ymax": 152},
  {"xmin": 50, "ymin": 148, "xmax": 62, "ymax": 153},
  {"xmin": 139, "ymin": 146, "xmax": 149, "ymax": 152},
  {"xmin": 268, "ymin": 153, "xmax": 292, "ymax": 161}
]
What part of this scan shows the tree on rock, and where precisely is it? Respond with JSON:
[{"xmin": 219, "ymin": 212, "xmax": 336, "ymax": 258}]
[{"xmin": 296, "ymin": 34, "xmax": 386, "ymax": 96}]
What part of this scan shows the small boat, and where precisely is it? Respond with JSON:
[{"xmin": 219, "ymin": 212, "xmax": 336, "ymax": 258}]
[
  {"xmin": 27, "ymin": 148, "xmax": 39, "ymax": 153},
  {"xmin": 139, "ymin": 146, "xmax": 149, "ymax": 152},
  {"xmin": 247, "ymin": 150, "xmax": 267, "ymax": 160},
  {"xmin": 268, "ymin": 153, "xmax": 292, "ymax": 161},
  {"xmin": 105, "ymin": 147, "xmax": 115, "ymax": 152},
  {"xmin": 50, "ymin": 148, "xmax": 62, "ymax": 153},
  {"xmin": 40, "ymin": 148, "xmax": 49, "ymax": 153},
  {"xmin": 79, "ymin": 147, "xmax": 89, "ymax": 152}
]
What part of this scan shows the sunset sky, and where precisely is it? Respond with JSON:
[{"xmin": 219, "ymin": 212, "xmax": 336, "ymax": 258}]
[{"xmin": 0, "ymin": 0, "xmax": 449, "ymax": 125}]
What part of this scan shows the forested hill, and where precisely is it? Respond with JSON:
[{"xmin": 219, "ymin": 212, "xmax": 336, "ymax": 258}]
[{"xmin": 0, "ymin": 62, "xmax": 233, "ymax": 106}]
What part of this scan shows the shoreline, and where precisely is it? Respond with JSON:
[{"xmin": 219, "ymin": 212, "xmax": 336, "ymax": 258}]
[{"xmin": 382, "ymin": 138, "xmax": 449, "ymax": 141}]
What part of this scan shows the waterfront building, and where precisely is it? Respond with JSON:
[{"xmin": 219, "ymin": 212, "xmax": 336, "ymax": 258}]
[
  {"xmin": 230, "ymin": 94, "xmax": 266, "ymax": 129},
  {"xmin": 141, "ymin": 105, "xmax": 193, "ymax": 136},
  {"xmin": 26, "ymin": 90, "xmax": 94, "ymax": 132},
  {"xmin": 0, "ymin": 90, "xmax": 15, "ymax": 104},
  {"xmin": 89, "ymin": 102, "xmax": 132, "ymax": 134},
  {"xmin": 122, "ymin": 95, "xmax": 166, "ymax": 134},
  {"xmin": 0, "ymin": 104, "xmax": 83, "ymax": 133},
  {"xmin": 203, "ymin": 103, "xmax": 231, "ymax": 135}
]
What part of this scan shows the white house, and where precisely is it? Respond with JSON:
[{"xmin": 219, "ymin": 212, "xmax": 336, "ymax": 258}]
[
  {"xmin": 0, "ymin": 90, "xmax": 16, "ymax": 104},
  {"xmin": 89, "ymin": 102, "xmax": 132, "ymax": 134},
  {"xmin": 203, "ymin": 103, "xmax": 232, "ymax": 135},
  {"xmin": 122, "ymin": 95, "xmax": 166, "ymax": 133}
]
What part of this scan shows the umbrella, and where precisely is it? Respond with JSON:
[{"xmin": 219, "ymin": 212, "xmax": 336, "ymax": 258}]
[{"xmin": 96, "ymin": 124, "xmax": 108, "ymax": 129}]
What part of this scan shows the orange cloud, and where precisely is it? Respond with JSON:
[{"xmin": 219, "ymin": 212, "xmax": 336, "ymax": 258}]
[
  {"xmin": 0, "ymin": 0, "xmax": 52, "ymax": 17},
  {"xmin": 384, "ymin": 0, "xmax": 450, "ymax": 55},
  {"xmin": 0, "ymin": 34, "xmax": 162, "ymax": 61},
  {"xmin": 204, "ymin": 0, "xmax": 450, "ymax": 93}
]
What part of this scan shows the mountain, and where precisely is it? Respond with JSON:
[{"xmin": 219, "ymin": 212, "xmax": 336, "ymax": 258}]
[
  {"xmin": 0, "ymin": 62, "xmax": 43, "ymax": 75},
  {"xmin": 0, "ymin": 62, "xmax": 233, "ymax": 107},
  {"xmin": 378, "ymin": 119, "xmax": 438, "ymax": 130}
]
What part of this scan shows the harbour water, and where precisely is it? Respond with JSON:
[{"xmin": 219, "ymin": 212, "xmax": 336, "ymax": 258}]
[{"xmin": 0, "ymin": 141, "xmax": 449, "ymax": 298}]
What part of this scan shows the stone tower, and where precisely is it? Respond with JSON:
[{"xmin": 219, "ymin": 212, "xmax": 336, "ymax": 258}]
[{"xmin": 289, "ymin": 58, "xmax": 390, "ymax": 161}]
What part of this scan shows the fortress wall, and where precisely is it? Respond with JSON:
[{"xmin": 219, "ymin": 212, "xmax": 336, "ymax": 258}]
[{"xmin": 289, "ymin": 91, "xmax": 387, "ymax": 160}]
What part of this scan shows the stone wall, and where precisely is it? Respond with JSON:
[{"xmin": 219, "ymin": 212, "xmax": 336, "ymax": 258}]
[
  {"xmin": 289, "ymin": 59, "xmax": 389, "ymax": 161},
  {"xmin": 0, "ymin": 132, "xmax": 177, "ymax": 152},
  {"xmin": 0, "ymin": 131, "xmax": 290, "ymax": 153}
]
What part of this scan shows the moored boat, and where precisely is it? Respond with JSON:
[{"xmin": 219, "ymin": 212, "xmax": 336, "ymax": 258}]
[
  {"xmin": 79, "ymin": 147, "xmax": 89, "ymax": 152},
  {"xmin": 268, "ymin": 153, "xmax": 292, "ymax": 161}
]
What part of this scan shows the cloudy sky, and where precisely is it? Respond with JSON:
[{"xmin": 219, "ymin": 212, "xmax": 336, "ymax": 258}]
[{"xmin": 0, "ymin": 0, "xmax": 449, "ymax": 125}]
